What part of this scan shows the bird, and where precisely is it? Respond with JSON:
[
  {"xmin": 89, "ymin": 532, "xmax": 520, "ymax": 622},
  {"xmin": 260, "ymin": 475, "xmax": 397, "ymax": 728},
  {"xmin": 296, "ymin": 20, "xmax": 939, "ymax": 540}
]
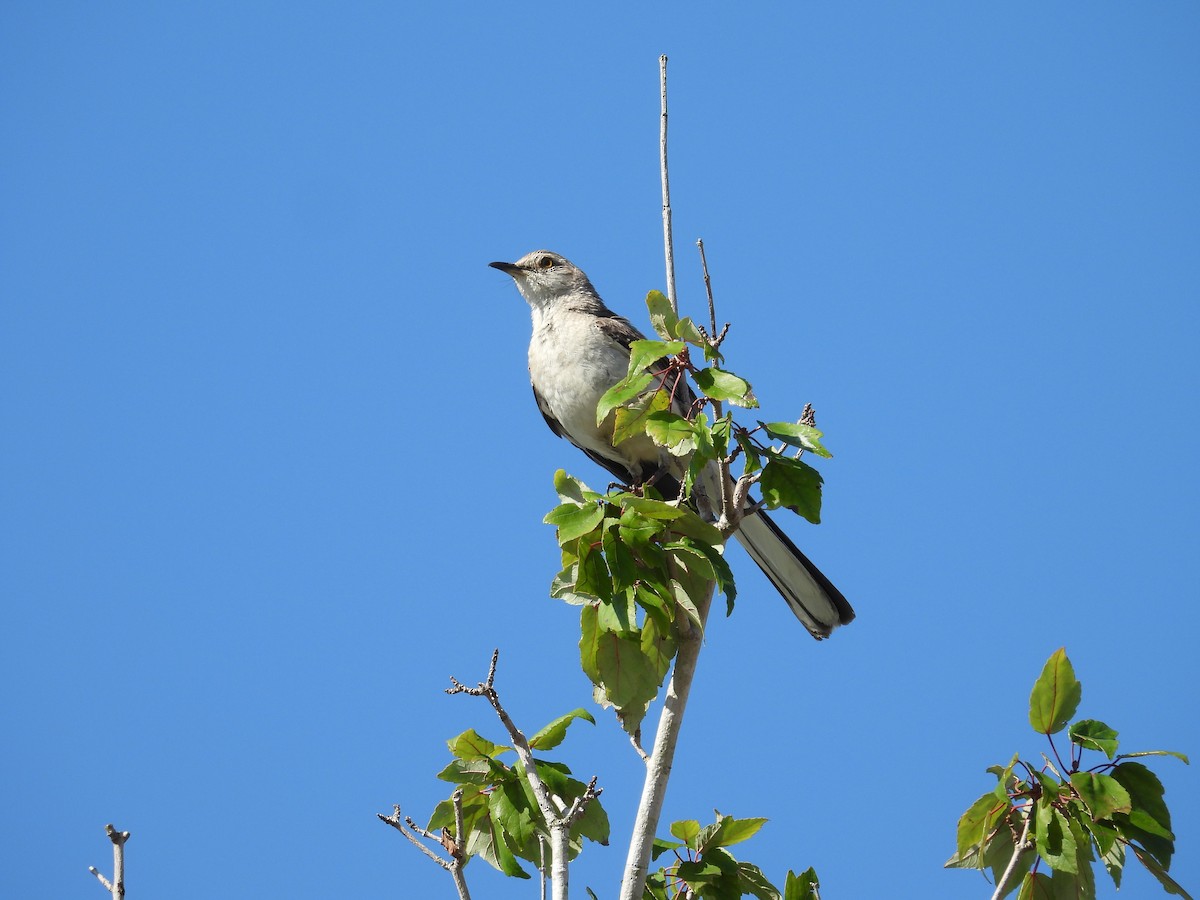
[{"xmin": 490, "ymin": 249, "xmax": 854, "ymax": 639}]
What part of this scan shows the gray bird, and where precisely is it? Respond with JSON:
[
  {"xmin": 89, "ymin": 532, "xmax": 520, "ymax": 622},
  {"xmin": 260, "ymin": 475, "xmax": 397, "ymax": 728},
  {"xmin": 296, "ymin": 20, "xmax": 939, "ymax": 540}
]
[{"xmin": 491, "ymin": 250, "xmax": 854, "ymax": 639}]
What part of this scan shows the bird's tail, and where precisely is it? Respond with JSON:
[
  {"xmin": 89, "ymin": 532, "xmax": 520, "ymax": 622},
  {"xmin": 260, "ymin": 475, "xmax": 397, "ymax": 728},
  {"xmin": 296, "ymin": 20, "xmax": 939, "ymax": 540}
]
[{"xmin": 733, "ymin": 511, "xmax": 856, "ymax": 640}]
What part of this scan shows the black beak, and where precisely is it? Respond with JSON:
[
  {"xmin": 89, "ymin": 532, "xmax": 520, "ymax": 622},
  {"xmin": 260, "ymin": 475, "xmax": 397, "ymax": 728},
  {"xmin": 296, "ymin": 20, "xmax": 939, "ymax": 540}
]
[{"xmin": 489, "ymin": 261, "xmax": 523, "ymax": 276}]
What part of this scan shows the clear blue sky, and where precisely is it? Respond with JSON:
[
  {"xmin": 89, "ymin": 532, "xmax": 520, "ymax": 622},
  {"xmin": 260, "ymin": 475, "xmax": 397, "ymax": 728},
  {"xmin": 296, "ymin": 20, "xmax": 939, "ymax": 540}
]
[{"xmin": 3, "ymin": 3, "xmax": 1197, "ymax": 898}]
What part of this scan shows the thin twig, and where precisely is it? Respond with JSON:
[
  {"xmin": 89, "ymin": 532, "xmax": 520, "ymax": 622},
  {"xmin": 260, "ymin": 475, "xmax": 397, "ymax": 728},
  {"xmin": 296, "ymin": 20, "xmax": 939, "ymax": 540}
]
[
  {"xmin": 697, "ymin": 240, "xmax": 717, "ymax": 340},
  {"xmin": 450, "ymin": 650, "xmax": 601, "ymax": 900},
  {"xmin": 659, "ymin": 55, "xmax": 677, "ymax": 313},
  {"xmin": 378, "ymin": 804, "xmax": 473, "ymax": 900}
]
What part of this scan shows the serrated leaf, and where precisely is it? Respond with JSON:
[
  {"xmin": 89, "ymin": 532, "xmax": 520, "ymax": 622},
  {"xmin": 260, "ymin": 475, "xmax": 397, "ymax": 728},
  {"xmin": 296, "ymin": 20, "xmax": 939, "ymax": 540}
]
[
  {"xmin": 596, "ymin": 370, "xmax": 654, "ymax": 426},
  {"xmin": 488, "ymin": 780, "xmax": 538, "ymax": 850},
  {"xmin": 759, "ymin": 456, "xmax": 824, "ymax": 523},
  {"xmin": 545, "ymin": 501, "xmax": 605, "ymax": 545},
  {"xmin": 1029, "ymin": 648, "xmax": 1082, "ymax": 735},
  {"xmin": 594, "ymin": 627, "xmax": 660, "ymax": 735},
  {"xmin": 1100, "ymin": 838, "xmax": 1124, "ymax": 890},
  {"xmin": 1111, "ymin": 762, "xmax": 1174, "ymax": 841},
  {"xmin": 627, "ymin": 339, "xmax": 684, "ymax": 377},
  {"xmin": 694, "ymin": 366, "xmax": 758, "ymax": 407},
  {"xmin": 1069, "ymin": 720, "xmax": 1119, "ymax": 760},
  {"xmin": 956, "ymin": 792, "xmax": 1007, "ymax": 864},
  {"xmin": 447, "ymin": 728, "xmax": 500, "ymax": 760},
  {"xmin": 1017, "ymin": 872, "xmax": 1054, "ymax": 900},
  {"xmin": 1120, "ymin": 750, "xmax": 1190, "ymax": 764},
  {"xmin": 613, "ymin": 387, "xmax": 672, "ymax": 446},
  {"xmin": 1035, "ymin": 801, "xmax": 1078, "ymax": 874},
  {"xmin": 671, "ymin": 819, "xmax": 701, "ymax": 848},
  {"xmin": 651, "ymin": 836, "xmax": 684, "ymax": 860},
  {"xmin": 784, "ymin": 868, "xmax": 820, "ymax": 900},
  {"xmin": 646, "ymin": 290, "xmax": 678, "ymax": 339},
  {"xmin": 437, "ymin": 758, "xmax": 502, "ymax": 785},
  {"xmin": 716, "ymin": 815, "xmax": 768, "ymax": 848},
  {"xmin": 554, "ymin": 469, "xmax": 597, "ymax": 504},
  {"xmin": 736, "ymin": 860, "xmax": 782, "ymax": 900},
  {"xmin": 761, "ymin": 420, "xmax": 833, "ymax": 458},
  {"xmin": 1070, "ymin": 772, "xmax": 1132, "ymax": 821},
  {"xmin": 645, "ymin": 410, "xmax": 697, "ymax": 455},
  {"xmin": 528, "ymin": 708, "xmax": 596, "ymax": 751},
  {"xmin": 1130, "ymin": 844, "xmax": 1194, "ymax": 899},
  {"xmin": 674, "ymin": 315, "xmax": 706, "ymax": 346}
]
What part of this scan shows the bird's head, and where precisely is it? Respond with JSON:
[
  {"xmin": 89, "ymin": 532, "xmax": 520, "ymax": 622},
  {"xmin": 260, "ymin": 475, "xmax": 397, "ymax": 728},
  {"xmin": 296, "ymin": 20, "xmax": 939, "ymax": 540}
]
[{"xmin": 489, "ymin": 250, "xmax": 596, "ymax": 309}]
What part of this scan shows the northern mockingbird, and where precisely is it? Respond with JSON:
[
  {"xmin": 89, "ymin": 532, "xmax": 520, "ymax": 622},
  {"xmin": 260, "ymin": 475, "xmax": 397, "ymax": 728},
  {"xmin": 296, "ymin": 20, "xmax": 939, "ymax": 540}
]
[{"xmin": 491, "ymin": 250, "xmax": 855, "ymax": 639}]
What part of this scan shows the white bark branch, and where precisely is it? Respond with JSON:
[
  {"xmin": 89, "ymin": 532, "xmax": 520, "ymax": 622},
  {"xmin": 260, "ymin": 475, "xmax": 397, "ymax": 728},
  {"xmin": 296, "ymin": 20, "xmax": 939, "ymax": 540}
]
[
  {"xmin": 88, "ymin": 824, "xmax": 129, "ymax": 899},
  {"xmin": 619, "ymin": 579, "xmax": 716, "ymax": 900},
  {"xmin": 659, "ymin": 55, "xmax": 677, "ymax": 313}
]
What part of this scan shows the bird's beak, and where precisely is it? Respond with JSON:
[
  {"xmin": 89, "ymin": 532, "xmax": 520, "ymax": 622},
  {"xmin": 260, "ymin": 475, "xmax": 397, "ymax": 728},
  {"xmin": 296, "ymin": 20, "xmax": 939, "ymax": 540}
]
[{"xmin": 489, "ymin": 260, "xmax": 524, "ymax": 277}]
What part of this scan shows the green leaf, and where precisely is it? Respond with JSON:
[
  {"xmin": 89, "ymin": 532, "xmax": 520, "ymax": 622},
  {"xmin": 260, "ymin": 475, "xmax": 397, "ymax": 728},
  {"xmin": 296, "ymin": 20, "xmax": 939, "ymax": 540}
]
[
  {"xmin": 553, "ymin": 469, "xmax": 597, "ymax": 504},
  {"xmin": 674, "ymin": 315, "xmax": 706, "ymax": 346},
  {"xmin": 596, "ymin": 371, "xmax": 655, "ymax": 426},
  {"xmin": 761, "ymin": 420, "xmax": 833, "ymax": 458},
  {"xmin": 646, "ymin": 290, "xmax": 678, "ymax": 339},
  {"xmin": 1129, "ymin": 844, "xmax": 1194, "ymax": 899},
  {"xmin": 1119, "ymin": 750, "xmax": 1190, "ymax": 764},
  {"xmin": 1111, "ymin": 762, "xmax": 1174, "ymax": 842},
  {"xmin": 670, "ymin": 819, "xmax": 702, "ymax": 848},
  {"xmin": 1069, "ymin": 772, "xmax": 1131, "ymax": 821},
  {"xmin": 736, "ymin": 860, "xmax": 782, "ymax": 900},
  {"xmin": 1099, "ymin": 838, "xmax": 1124, "ymax": 890},
  {"xmin": 594, "ymin": 627, "xmax": 660, "ymax": 735},
  {"xmin": 694, "ymin": 366, "xmax": 758, "ymax": 407},
  {"xmin": 715, "ymin": 815, "xmax": 768, "ymax": 848},
  {"xmin": 627, "ymin": 339, "xmax": 684, "ymax": 377},
  {"xmin": 1028, "ymin": 647, "xmax": 1082, "ymax": 735},
  {"xmin": 437, "ymin": 757, "xmax": 503, "ymax": 785},
  {"xmin": 651, "ymin": 836, "xmax": 683, "ymax": 860},
  {"xmin": 544, "ymin": 502, "xmax": 605, "ymax": 545},
  {"xmin": 955, "ymin": 792, "xmax": 1007, "ymax": 864},
  {"xmin": 784, "ymin": 868, "xmax": 820, "ymax": 900},
  {"xmin": 1017, "ymin": 872, "xmax": 1054, "ymax": 900},
  {"xmin": 1035, "ymin": 799, "xmax": 1078, "ymax": 874},
  {"xmin": 612, "ymin": 387, "xmax": 672, "ymax": 446},
  {"xmin": 1069, "ymin": 719, "xmax": 1119, "ymax": 760},
  {"xmin": 447, "ymin": 728, "xmax": 501, "ymax": 760},
  {"xmin": 488, "ymin": 779, "xmax": 538, "ymax": 850},
  {"xmin": 575, "ymin": 541, "xmax": 612, "ymax": 602},
  {"xmin": 735, "ymin": 430, "xmax": 763, "ymax": 475},
  {"xmin": 466, "ymin": 809, "xmax": 531, "ymax": 878},
  {"xmin": 759, "ymin": 456, "xmax": 824, "ymax": 523},
  {"xmin": 528, "ymin": 708, "xmax": 596, "ymax": 751},
  {"xmin": 645, "ymin": 410, "xmax": 698, "ymax": 455}
]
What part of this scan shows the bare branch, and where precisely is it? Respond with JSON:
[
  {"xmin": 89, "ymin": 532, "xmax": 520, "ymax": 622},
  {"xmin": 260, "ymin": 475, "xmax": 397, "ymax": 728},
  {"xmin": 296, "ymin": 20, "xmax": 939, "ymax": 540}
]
[
  {"xmin": 88, "ymin": 824, "xmax": 129, "ymax": 899},
  {"xmin": 659, "ymin": 55, "xmax": 677, "ymax": 313},
  {"xmin": 378, "ymin": 809, "xmax": 453, "ymax": 869}
]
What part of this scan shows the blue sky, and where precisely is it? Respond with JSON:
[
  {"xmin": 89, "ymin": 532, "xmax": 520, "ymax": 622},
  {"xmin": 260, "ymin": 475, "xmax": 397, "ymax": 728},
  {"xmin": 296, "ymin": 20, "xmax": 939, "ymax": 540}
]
[{"xmin": 3, "ymin": 3, "xmax": 1197, "ymax": 898}]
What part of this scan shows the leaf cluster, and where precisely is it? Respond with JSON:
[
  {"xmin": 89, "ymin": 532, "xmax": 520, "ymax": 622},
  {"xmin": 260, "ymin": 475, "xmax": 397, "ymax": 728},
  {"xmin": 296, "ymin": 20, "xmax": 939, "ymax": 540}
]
[
  {"xmin": 594, "ymin": 291, "xmax": 831, "ymax": 522},
  {"xmin": 947, "ymin": 648, "xmax": 1191, "ymax": 898},
  {"xmin": 641, "ymin": 812, "xmax": 820, "ymax": 900},
  {"xmin": 429, "ymin": 712, "xmax": 611, "ymax": 879},
  {"xmin": 546, "ymin": 470, "xmax": 733, "ymax": 735}
]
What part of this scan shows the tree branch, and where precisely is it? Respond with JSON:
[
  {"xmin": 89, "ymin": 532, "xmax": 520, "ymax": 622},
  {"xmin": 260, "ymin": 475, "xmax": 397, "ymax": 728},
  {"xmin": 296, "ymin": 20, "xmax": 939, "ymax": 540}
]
[
  {"xmin": 619, "ymin": 579, "xmax": 717, "ymax": 900},
  {"xmin": 449, "ymin": 650, "xmax": 601, "ymax": 900},
  {"xmin": 659, "ymin": 55, "xmax": 677, "ymax": 313},
  {"xmin": 88, "ymin": 824, "xmax": 129, "ymax": 899},
  {"xmin": 377, "ymin": 802, "xmax": 473, "ymax": 900}
]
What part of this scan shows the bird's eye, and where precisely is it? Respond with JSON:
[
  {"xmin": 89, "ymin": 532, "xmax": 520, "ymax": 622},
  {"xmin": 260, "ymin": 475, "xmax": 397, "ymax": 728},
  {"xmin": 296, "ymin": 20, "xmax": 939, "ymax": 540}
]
[{"xmin": 537, "ymin": 255, "xmax": 555, "ymax": 269}]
